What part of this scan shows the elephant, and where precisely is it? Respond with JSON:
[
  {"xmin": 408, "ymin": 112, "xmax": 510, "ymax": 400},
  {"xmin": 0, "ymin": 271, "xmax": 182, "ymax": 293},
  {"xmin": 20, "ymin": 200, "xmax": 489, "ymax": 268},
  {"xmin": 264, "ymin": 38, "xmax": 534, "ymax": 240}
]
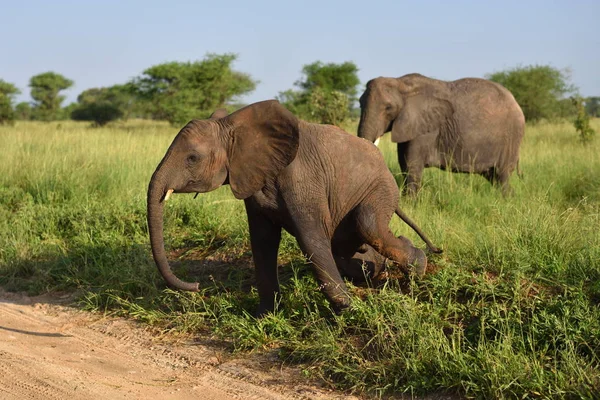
[
  {"xmin": 357, "ymin": 73, "xmax": 525, "ymax": 195},
  {"xmin": 147, "ymin": 100, "xmax": 441, "ymax": 316}
]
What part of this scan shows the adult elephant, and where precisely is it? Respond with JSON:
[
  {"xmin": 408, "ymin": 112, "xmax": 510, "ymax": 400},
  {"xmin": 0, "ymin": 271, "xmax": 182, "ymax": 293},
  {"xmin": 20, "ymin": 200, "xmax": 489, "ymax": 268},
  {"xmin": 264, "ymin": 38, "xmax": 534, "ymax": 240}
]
[
  {"xmin": 147, "ymin": 101, "xmax": 441, "ymax": 316},
  {"xmin": 357, "ymin": 74, "xmax": 525, "ymax": 195}
]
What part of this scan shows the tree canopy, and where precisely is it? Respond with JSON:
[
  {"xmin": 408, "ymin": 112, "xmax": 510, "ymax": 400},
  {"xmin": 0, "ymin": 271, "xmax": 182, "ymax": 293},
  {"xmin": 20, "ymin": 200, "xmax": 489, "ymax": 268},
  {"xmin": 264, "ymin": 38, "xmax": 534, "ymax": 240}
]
[
  {"xmin": 0, "ymin": 79, "xmax": 20, "ymax": 124},
  {"xmin": 295, "ymin": 61, "xmax": 360, "ymax": 101},
  {"xmin": 277, "ymin": 60, "xmax": 360, "ymax": 125},
  {"xmin": 15, "ymin": 102, "xmax": 32, "ymax": 121},
  {"xmin": 71, "ymin": 86, "xmax": 130, "ymax": 126},
  {"xmin": 486, "ymin": 65, "xmax": 577, "ymax": 122},
  {"xmin": 585, "ymin": 97, "xmax": 600, "ymax": 117},
  {"xmin": 29, "ymin": 72, "xmax": 73, "ymax": 121},
  {"xmin": 130, "ymin": 53, "xmax": 257, "ymax": 125}
]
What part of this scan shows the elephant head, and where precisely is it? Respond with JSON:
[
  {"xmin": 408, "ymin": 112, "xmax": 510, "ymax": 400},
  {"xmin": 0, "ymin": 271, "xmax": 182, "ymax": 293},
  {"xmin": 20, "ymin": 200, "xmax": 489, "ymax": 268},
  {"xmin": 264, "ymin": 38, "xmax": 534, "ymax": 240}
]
[
  {"xmin": 357, "ymin": 74, "xmax": 454, "ymax": 144},
  {"xmin": 147, "ymin": 100, "xmax": 299, "ymax": 291}
]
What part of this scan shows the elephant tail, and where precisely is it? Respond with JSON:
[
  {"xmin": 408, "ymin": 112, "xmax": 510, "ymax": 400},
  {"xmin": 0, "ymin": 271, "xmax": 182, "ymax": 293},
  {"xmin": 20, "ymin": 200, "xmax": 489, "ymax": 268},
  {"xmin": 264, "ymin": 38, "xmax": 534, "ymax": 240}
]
[{"xmin": 395, "ymin": 207, "xmax": 443, "ymax": 254}]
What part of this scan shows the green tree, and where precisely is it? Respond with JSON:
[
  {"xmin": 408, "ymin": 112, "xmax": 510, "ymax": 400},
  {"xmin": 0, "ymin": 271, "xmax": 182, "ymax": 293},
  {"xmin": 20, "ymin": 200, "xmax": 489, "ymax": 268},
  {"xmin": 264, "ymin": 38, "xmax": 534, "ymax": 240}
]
[
  {"xmin": 277, "ymin": 61, "xmax": 359, "ymax": 124},
  {"xmin": 276, "ymin": 89, "xmax": 310, "ymax": 118},
  {"xmin": 130, "ymin": 53, "xmax": 257, "ymax": 125},
  {"xmin": 71, "ymin": 87, "xmax": 124, "ymax": 126},
  {"xmin": 29, "ymin": 72, "xmax": 73, "ymax": 121},
  {"xmin": 0, "ymin": 79, "xmax": 20, "ymax": 125},
  {"xmin": 70, "ymin": 85, "xmax": 137, "ymax": 126},
  {"xmin": 296, "ymin": 61, "xmax": 360, "ymax": 101},
  {"xmin": 15, "ymin": 102, "xmax": 32, "ymax": 120},
  {"xmin": 486, "ymin": 65, "xmax": 576, "ymax": 122},
  {"xmin": 308, "ymin": 87, "xmax": 349, "ymax": 125},
  {"xmin": 585, "ymin": 96, "xmax": 600, "ymax": 117}
]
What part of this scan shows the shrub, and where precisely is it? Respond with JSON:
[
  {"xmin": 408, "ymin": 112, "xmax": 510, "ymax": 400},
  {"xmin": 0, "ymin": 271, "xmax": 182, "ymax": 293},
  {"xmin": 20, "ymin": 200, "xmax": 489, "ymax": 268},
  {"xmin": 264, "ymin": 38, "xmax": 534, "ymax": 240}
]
[
  {"xmin": 308, "ymin": 88, "xmax": 349, "ymax": 126},
  {"xmin": 0, "ymin": 79, "xmax": 20, "ymax": 125},
  {"xmin": 277, "ymin": 60, "xmax": 359, "ymax": 125},
  {"xmin": 487, "ymin": 65, "xmax": 577, "ymax": 122},
  {"xmin": 572, "ymin": 96, "xmax": 596, "ymax": 144}
]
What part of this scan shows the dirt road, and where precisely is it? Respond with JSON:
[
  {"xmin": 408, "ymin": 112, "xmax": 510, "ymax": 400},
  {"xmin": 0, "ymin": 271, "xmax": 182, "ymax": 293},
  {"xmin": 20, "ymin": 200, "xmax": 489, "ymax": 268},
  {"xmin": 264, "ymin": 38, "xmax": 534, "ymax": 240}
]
[{"xmin": 0, "ymin": 289, "xmax": 355, "ymax": 400}]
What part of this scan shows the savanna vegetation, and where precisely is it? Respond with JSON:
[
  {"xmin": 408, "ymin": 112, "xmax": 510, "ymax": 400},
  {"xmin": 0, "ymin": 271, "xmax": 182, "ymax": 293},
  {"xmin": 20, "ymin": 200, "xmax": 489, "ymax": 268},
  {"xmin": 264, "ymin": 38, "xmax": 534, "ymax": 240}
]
[
  {"xmin": 0, "ymin": 116, "xmax": 598, "ymax": 398},
  {"xmin": 2, "ymin": 55, "xmax": 599, "ymax": 397},
  {"xmin": 4, "ymin": 59, "xmax": 598, "ymax": 130}
]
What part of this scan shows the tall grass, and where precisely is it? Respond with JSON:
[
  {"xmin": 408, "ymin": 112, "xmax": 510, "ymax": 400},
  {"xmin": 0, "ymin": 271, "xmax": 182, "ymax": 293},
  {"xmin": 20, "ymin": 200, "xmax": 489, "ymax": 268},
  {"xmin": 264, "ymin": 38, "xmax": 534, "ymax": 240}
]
[{"xmin": 1, "ymin": 119, "xmax": 599, "ymax": 398}]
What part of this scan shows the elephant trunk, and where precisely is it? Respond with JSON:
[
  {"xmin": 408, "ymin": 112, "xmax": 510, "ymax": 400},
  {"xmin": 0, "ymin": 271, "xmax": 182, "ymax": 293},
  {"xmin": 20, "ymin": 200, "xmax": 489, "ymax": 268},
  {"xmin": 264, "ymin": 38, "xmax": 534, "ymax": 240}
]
[
  {"xmin": 357, "ymin": 108, "xmax": 380, "ymax": 143},
  {"xmin": 147, "ymin": 171, "xmax": 200, "ymax": 292}
]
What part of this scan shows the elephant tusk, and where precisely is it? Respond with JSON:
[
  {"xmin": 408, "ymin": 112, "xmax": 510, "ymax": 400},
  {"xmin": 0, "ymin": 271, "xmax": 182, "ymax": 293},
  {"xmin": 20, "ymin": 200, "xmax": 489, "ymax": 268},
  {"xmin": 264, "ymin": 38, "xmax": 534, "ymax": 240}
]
[
  {"xmin": 164, "ymin": 189, "xmax": 174, "ymax": 201},
  {"xmin": 374, "ymin": 138, "xmax": 381, "ymax": 147}
]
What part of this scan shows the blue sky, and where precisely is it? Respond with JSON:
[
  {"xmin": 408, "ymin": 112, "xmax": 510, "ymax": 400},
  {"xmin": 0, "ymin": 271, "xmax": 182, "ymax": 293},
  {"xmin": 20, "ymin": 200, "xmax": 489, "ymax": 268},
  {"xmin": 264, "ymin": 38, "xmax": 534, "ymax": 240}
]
[{"xmin": 2, "ymin": 0, "xmax": 599, "ymax": 105}]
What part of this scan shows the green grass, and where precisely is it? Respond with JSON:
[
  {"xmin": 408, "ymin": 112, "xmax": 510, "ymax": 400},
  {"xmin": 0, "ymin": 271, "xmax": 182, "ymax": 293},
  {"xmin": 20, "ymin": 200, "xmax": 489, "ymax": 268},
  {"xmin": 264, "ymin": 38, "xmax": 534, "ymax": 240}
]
[{"xmin": 1, "ymin": 118, "xmax": 599, "ymax": 398}]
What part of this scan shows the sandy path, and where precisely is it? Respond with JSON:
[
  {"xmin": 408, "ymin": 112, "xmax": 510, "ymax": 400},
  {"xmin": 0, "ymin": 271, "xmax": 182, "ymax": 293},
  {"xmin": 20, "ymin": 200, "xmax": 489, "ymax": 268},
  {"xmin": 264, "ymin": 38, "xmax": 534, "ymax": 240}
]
[{"xmin": 0, "ymin": 289, "xmax": 355, "ymax": 400}]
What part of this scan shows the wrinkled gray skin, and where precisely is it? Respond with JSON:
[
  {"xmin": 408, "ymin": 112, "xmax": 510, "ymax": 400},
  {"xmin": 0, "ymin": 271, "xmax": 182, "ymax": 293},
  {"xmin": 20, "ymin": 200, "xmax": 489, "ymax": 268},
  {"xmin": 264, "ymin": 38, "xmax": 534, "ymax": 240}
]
[
  {"xmin": 358, "ymin": 74, "xmax": 525, "ymax": 195},
  {"xmin": 147, "ymin": 100, "xmax": 441, "ymax": 316}
]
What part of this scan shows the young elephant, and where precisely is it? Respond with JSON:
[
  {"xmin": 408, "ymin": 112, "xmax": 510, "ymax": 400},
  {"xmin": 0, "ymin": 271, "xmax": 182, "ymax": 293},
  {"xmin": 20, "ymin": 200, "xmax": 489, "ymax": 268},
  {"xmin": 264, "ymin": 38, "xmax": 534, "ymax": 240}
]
[{"xmin": 147, "ymin": 100, "xmax": 441, "ymax": 315}]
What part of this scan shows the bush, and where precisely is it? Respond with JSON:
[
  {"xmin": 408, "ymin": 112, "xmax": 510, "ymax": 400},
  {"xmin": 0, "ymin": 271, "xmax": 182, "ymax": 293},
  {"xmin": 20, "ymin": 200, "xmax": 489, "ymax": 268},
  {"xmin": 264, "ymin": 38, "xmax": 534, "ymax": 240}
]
[
  {"xmin": 487, "ymin": 65, "xmax": 577, "ymax": 122},
  {"xmin": 585, "ymin": 97, "xmax": 600, "ymax": 117},
  {"xmin": 277, "ymin": 60, "xmax": 359, "ymax": 125},
  {"xmin": 572, "ymin": 96, "xmax": 596, "ymax": 144},
  {"xmin": 70, "ymin": 86, "xmax": 132, "ymax": 126},
  {"xmin": 71, "ymin": 103, "xmax": 123, "ymax": 127},
  {"xmin": 0, "ymin": 79, "xmax": 20, "ymax": 125},
  {"xmin": 14, "ymin": 102, "xmax": 32, "ymax": 121},
  {"xmin": 308, "ymin": 88, "xmax": 349, "ymax": 126}
]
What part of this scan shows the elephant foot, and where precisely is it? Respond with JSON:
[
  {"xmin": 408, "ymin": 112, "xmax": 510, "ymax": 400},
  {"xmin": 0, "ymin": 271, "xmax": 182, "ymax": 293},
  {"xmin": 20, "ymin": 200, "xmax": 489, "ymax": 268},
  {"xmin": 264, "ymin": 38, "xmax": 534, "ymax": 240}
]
[
  {"xmin": 410, "ymin": 247, "xmax": 427, "ymax": 277},
  {"xmin": 254, "ymin": 300, "xmax": 276, "ymax": 318},
  {"xmin": 331, "ymin": 299, "xmax": 351, "ymax": 315},
  {"xmin": 335, "ymin": 245, "xmax": 388, "ymax": 283}
]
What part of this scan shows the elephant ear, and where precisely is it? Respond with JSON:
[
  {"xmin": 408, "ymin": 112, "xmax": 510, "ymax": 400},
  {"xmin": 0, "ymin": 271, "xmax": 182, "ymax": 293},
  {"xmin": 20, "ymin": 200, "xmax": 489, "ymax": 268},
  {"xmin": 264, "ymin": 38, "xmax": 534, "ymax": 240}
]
[
  {"xmin": 226, "ymin": 100, "xmax": 300, "ymax": 199},
  {"xmin": 391, "ymin": 92, "xmax": 454, "ymax": 143},
  {"xmin": 209, "ymin": 108, "xmax": 229, "ymax": 119}
]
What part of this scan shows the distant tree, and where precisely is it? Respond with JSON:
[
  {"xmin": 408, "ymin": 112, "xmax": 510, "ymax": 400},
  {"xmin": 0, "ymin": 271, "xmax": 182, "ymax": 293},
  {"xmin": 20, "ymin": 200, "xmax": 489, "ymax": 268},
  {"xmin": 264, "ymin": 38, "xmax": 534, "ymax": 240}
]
[
  {"xmin": 486, "ymin": 65, "xmax": 577, "ymax": 122},
  {"xmin": 0, "ymin": 79, "xmax": 20, "ymax": 125},
  {"xmin": 130, "ymin": 53, "xmax": 257, "ymax": 125},
  {"xmin": 308, "ymin": 87, "xmax": 349, "ymax": 126},
  {"xmin": 61, "ymin": 102, "xmax": 79, "ymax": 120},
  {"xmin": 29, "ymin": 72, "xmax": 73, "ymax": 121},
  {"xmin": 70, "ymin": 86, "xmax": 135, "ymax": 126},
  {"xmin": 585, "ymin": 96, "xmax": 600, "ymax": 117},
  {"xmin": 277, "ymin": 60, "xmax": 359, "ymax": 124},
  {"xmin": 15, "ymin": 102, "xmax": 32, "ymax": 120},
  {"xmin": 556, "ymin": 97, "xmax": 578, "ymax": 119},
  {"xmin": 276, "ymin": 89, "xmax": 310, "ymax": 118},
  {"xmin": 296, "ymin": 61, "xmax": 360, "ymax": 102}
]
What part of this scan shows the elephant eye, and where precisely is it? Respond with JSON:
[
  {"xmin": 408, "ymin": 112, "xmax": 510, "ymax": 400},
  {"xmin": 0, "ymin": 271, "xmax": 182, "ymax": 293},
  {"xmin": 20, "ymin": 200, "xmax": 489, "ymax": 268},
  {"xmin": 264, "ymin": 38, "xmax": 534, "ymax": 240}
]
[
  {"xmin": 187, "ymin": 154, "xmax": 200, "ymax": 164},
  {"xmin": 385, "ymin": 104, "xmax": 393, "ymax": 111}
]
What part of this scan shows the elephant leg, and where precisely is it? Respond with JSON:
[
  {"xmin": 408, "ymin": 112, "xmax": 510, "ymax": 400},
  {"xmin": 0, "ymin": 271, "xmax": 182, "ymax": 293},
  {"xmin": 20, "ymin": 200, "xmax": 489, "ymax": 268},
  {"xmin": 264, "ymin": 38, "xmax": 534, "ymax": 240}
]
[
  {"xmin": 397, "ymin": 142, "xmax": 410, "ymax": 189},
  {"xmin": 245, "ymin": 201, "xmax": 282, "ymax": 317},
  {"xmin": 497, "ymin": 169, "xmax": 513, "ymax": 197},
  {"xmin": 397, "ymin": 142, "xmax": 424, "ymax": 195},
  {"xmin": 355, "ymin": 205, "xmax": 427, "ymax": 276},
  {"xmin": 483, "ymin": 167, "xmax": 513, "ymax": 197},
  {"xmin": 405, "ymin": 165, "xmax": 424, "ymax": 196},
  {"xmin": 296, "ymin": 228, "xmax": 351, "ymax": 313}
]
